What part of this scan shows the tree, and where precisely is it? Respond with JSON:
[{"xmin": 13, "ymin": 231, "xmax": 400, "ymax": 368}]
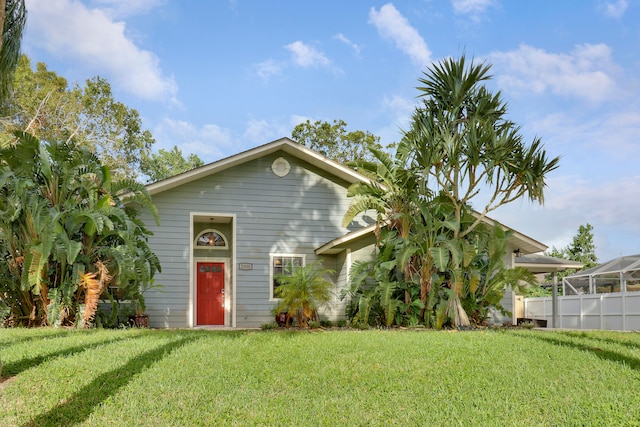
[
  {"xmin": 292, "ymin": 119, "xmax": 385, "ymax": 164},
  {"xmin": 0, "ymin": 0, "xmax": 26, "ymax": 108},
  {"xmin": 273, "ymin": 261, "xmax": 334, "ymax": 327},
  {"xmin": 343, "ymin": 56, "xmax": 560, "ymax": 328},
  {"xmin": 545, "ymin": 223, "xmax": 598, "ymax": 282},
  {"xmin": 565, "ymin": 223, "xmax": 598, "ymax": 267},
  {"xmin": 140, "ymin": 145, "xmax": 205, "ymax": 183},
  {"xmin": 1, "ymin": 55, "xmax": 155, "ymax": 180},
  {"xmin": 402, "ymin": 56, "xmax": 560, "ymax": 238},
  {"xmin": 0, "ymin": 131, "xmax": 160, "ymax": 327}
]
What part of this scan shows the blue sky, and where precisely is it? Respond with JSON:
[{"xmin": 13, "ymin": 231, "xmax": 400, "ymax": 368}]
[{"xmin": 21, "ymin": 0, "xmax": 640, "ymax": 262}]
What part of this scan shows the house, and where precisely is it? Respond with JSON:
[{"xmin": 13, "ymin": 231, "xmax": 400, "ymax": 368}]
[{"xmin": 139, "ymin": 137, "xmax": 550, "ymax": 328}]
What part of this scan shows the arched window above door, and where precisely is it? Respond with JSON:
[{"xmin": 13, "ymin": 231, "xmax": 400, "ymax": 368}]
[{"xmin": 195, "ymin": 229, "xmax": 228, "ymax": 249}]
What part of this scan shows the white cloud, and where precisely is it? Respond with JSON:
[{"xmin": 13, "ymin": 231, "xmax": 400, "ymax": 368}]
[
  {"xmin": 335, "ymin": 33, "xmax": 362, "ymax": 56},
  {"xmin": 369, "ymin": 3, "xmax": 431, "ymax": 67},
  {"xmin": 285, "ymin": 41, "xmax": 331, "ymax": 68},
  {"xmin": 256, "ymin": 41, "xmax": 340, "ymax": 78},
  {"xmin": 243, "ymin": 118, "xmax": 292, "ymax": 145},
  {"xmin": 156, "ymin": 117, "xmax": 294, "ymax": 161},
  {"xmin": 491, "ymin": 172, "xmax": 640, "ymax": 260},
  {"xmin": 490, "ymin": 43, "xmax": 621, "ymax": 103},
  {"xmin": 383, "ymin": 95, "xmax": 417, "ymax": 121},
  {"xmin": 153, "ymin": 118, "xmax": 234, "ymax": 163},
  {"xmin": 25, "ymin": 0, "xmax": 176, "ymax": 102},
  {"xmin": 451, "ymin": 0, "xmax": 495, "ymax": 15},
  {"xmin": 255, "ymin": 59, "xmax": 283, "ymax": 80},
  {"xmin": 290, "ymin": 115, "xmax": 312, "ymax": 127},
  {"xmin": 603, "ymin": 0, "xmax": 628, "ymax": 18},
  {"xmin": 243, "ymin": 119, "xmax": 277, "ymax": 144},
  {"xmin": 544, "ymin": 176, "xmax": 640, "ymax": 228},
  {"xmin": 89, "ymin": 0, "xmax": 165, "ymax": 19},
  {"xmin": 256, "ymin": 40, "xmax": 340, "ymax": 80},
  {"xmin": 551, "ymin": 113, "xmax": 638, "ymax": 156}
]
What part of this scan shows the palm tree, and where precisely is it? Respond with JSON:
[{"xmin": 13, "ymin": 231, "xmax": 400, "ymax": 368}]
[
  {"xmin": 343, "ymin": 56, "xmax": 559, "ymax": 328},
  {"xmin": 397, "ymin": 56, "xmax": 559, "ymax": 326},
  {"xmin": 401, "ymin": 55, "xmax": 559, "ymax": 239},
  {"xmin": 343, "ymin": 147, "xmax": 430, "ymax": 323},
  {"xmin": 343, "ymin": 146, "xmax": 418, "ymax": 239},
  {"xmin": 273, "ymin": 261, "xmax": 334, "ymax": 327}
]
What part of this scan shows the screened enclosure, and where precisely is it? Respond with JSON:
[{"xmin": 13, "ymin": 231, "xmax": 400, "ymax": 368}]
[{"xmin": 563, "ymin": 254, "xmax": 640, "ymax": 295}]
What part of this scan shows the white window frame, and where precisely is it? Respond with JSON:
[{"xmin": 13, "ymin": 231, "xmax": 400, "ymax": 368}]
[
  {"xmin": 194, "ymin": 229, "xmax": 229, "ymax": 250},
  {"xmin": 270, "ymin": 253, "xmax": 306, "ymax": 301}
]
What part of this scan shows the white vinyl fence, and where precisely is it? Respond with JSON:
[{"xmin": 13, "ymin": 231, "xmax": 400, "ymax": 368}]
[{"xmin": 524, "ymin": 293, "xmax": 640, "ymax": 331}]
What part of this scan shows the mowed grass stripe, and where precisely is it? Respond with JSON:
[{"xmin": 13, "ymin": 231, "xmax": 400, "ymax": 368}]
[{"xmin": 1, "ymin": 329, "xmax": 639, "ymax": 426}]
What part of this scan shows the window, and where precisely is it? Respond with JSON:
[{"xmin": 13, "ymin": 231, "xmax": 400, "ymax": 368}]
[
  {"xmin": 195, "ymin": 229, "xmax": 228, "ymax": 249},
  {"xmin": 270, "ymin": 254, "xmax": 305, "ymax": 299}
]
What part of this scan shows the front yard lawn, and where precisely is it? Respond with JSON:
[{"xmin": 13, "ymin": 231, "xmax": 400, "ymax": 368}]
[{"xmin": 1, "ymin": 328, "xmax": 639, "ymax": 426}]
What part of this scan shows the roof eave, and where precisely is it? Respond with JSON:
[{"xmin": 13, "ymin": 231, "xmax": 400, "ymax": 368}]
[
  {"xmin": 476, "ymin": 214, "xmax": 547, "ymax": 254},
  {"xmin": 315, "ymin": 225, "xmax": 376, "ymax": 255},
  {"xmin": 146, "ymin": 137, "xmax": 373, "ymax": 196}
]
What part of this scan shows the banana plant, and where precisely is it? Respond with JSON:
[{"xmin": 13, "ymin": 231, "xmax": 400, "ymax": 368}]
[{"xmin": 0, "ymin": 131, "xmax": 160, "ymax": 327}]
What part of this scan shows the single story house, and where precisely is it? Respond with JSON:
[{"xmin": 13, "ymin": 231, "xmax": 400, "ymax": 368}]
[{"xmin": 138, "ymin": 137, "xmax": 550, "ymax": 328}]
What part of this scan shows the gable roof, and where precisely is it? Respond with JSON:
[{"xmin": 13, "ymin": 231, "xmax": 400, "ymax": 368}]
[
  {"xmin": 145, "ymin": 137, "xmax": 373, "ymax": 196},
  {"xmin": 146, "ymin": 136, "xmax": 548, "ymax": 255}
]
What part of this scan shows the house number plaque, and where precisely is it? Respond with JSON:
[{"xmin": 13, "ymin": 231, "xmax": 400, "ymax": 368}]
[{"xmin": 238, "ymin": 263, "xmax": 253, "ymax": 270}]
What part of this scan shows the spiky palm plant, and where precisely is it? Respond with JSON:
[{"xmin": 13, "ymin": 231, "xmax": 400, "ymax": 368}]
[{"xmin": 274, "ymin": 261, "xmax": 334, "ymax": 328}]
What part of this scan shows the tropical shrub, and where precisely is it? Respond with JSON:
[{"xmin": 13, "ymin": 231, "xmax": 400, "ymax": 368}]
[
  {"xmin": 0, "ymin": 131, "xmax": 160, "ymax": 327},
  {"xmin": 342, "ymin": 56, "xmax": 559, "ymax": 329},
  {"xmin": 273, "ymin": 261, "xmax": 334, "ymax": 327}
]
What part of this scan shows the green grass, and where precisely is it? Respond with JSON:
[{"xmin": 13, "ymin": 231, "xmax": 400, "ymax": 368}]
[{"xmin": 1, "ymin": 328, "xmax": 640, "ymax": 426}]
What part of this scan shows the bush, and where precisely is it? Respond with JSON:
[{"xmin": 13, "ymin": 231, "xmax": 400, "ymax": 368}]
[
  {"xmin": 260, "ymin": 321, "xmax": 279, "ymax": 330},
  {"xmin": 273, "ymin": 261, "xmax": 334, "ymax": 328},
  {"xmin": 308, "ymin": 321, "xmax": 322, "ymax": 329},
  {"xmin": 519, "ymin": 321, "xmax": 535, "ymax": 329}
]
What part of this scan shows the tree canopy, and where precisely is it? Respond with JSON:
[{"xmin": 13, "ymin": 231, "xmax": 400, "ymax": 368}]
[
  {"xmin": 292, "ymin": 119, "xmax": 385, "ymax": 164},
  {"xmin": 545, "ymin": 223, "xmax": 598, "ymax": 282},
  {"xmin": 141, "ymin": 145, "xmax": 205, "ymax": 183},
  {"xmin": 343, "ymin": 56, "xmax": 560, "ymax": 328},
  {"xmin": 1, "ymin": 55, "xmax": 155, "ymax": 180}
]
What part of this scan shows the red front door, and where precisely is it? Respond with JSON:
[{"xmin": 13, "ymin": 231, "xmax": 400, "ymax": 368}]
[{"xmin": 197, "ymin": 262, "xmax": 225, "ymax": 325}]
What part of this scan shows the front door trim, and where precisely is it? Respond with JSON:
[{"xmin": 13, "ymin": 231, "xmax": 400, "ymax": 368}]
[
  {"xmin": 193, "ymin": 257, "xmax": 230, "ymax": 326},
  {"xmin": 189, "ymin": 212, "xmax": 237, "ymax": 328}
]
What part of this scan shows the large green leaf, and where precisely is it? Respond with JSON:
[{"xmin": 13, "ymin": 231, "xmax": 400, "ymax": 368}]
[
  {"xmin": 378, "ymin": 281, "xmax": 400, "ymax": 327},
  {"xmin": 429, "ymin": 246, "xmax": 450, "ymax": 271},
  {"xmin": 357, "ymin": 295, "xmax": 371, "ymax": 326},
  {"xmin": 46, "ymin": 288, "xmax": 63, "ymax": 327}
]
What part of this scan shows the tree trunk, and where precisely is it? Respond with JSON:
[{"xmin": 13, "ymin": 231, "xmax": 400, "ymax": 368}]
[
  {"xmin": 419, "ymin": 263, "xmax": 431, "ymax": 322},
  {"xmin": 0, "ymin": 0, "xmax": 6, "ymax": 55}
]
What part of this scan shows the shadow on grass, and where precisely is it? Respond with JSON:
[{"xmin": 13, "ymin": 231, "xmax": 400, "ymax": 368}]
[
  {"xmin": 553, "ymin": 330, "xmax": 640, "ymax": 351},
  {"xmin": 0, "ymin": 330, "xmax": 75, "ymax": 348},
  {"xmin": 21, "ymin": 333, "xmax": 203, "ymax": 427},
  {"xmin": 520, "ymin": 332, "xmax": 640, "ymax": 371},
  {"xmin": 2, "ymin": 334, "xmax": 135, "ymax": 377}
]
